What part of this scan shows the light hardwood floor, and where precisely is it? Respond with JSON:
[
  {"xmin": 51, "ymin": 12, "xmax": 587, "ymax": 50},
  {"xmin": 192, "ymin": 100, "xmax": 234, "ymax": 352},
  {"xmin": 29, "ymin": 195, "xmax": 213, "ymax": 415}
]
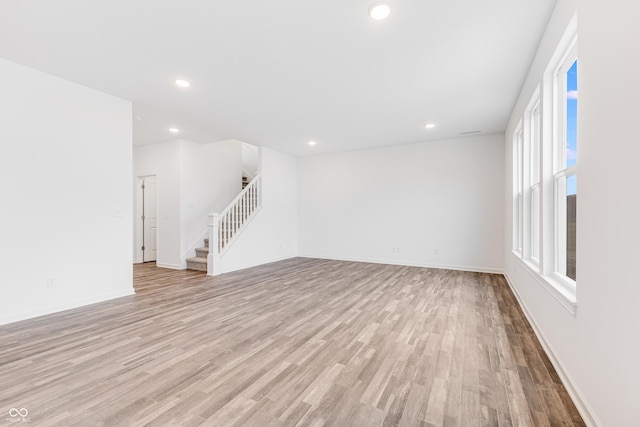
[{"xmin": 0, "ymin": 258, "xmax": 584, "ymax": 426}]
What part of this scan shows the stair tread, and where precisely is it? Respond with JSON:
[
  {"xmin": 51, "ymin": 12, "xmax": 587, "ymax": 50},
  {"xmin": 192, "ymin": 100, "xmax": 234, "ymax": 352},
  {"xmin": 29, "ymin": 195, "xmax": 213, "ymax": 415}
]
[{"xmin": 186, "ymin": 257, "xmax": 207, "ymax": 263}]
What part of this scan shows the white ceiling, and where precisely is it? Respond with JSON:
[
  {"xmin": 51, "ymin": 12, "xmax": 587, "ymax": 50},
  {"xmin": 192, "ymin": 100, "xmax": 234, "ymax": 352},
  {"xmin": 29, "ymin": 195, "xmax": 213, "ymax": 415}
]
[{"xmin": 0, "ymin": 0, "xmax": 555, "ymax": 157}]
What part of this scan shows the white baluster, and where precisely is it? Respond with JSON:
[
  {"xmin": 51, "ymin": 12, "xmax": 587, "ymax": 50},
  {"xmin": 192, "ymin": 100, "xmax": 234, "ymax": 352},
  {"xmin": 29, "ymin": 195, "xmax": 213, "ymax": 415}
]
[{"xmin": 208, "ymin": 213, "xmax": 221, "ymax": 276}]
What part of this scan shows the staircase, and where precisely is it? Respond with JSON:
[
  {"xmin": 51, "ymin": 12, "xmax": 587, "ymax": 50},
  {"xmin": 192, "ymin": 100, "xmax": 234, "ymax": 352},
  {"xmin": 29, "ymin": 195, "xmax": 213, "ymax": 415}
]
[
  {"xmin": 186, "ymin": 238, "xmax": 209, "ymax": 272},
  {"xmin": 186, "ymin": 174, "xmax": 261, "ymax": 274}
]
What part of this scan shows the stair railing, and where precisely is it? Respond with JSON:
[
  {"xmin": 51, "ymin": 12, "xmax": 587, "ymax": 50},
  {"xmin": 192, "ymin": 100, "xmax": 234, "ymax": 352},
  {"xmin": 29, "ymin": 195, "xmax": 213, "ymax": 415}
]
[{"xmin": 207, "ymin": 174, "xmax": 262, "ymax": 275}]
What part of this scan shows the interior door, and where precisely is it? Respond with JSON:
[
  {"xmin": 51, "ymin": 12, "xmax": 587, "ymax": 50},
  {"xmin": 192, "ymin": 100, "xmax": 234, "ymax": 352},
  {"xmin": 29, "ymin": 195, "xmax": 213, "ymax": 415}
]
[{"xmin": 142, "ymin": 176, "xmax": 157, "ymax": 262}]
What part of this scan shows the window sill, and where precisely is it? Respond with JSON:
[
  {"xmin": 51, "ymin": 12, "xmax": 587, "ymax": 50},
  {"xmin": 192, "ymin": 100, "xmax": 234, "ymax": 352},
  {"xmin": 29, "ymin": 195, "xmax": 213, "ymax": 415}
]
[{"xmin": 512, "ymin": 253, "xmax": 577, "ymax": 316}]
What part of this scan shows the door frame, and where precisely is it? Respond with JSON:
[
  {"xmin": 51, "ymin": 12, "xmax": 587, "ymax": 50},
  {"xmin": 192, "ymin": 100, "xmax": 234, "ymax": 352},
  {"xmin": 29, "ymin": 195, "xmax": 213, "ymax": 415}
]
[{"xmin": 135, "ymin": 175, "xmax": 158, "ymax": 263}]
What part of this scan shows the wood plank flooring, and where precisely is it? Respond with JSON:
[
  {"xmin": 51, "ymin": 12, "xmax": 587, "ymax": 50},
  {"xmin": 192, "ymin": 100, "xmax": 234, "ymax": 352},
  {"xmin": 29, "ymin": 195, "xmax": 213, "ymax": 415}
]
[{"xmin": 0, "ymin": 258, "xmax": 584, "ymax": 426}]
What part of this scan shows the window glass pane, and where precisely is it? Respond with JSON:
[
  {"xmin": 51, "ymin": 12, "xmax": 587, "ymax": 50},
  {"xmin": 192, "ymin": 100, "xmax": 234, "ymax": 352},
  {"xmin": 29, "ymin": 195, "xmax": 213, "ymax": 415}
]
[
  {"xmin": 566, "ymin": 174, "xmax": 577, "ymax": 280},
  {"xmin": 531, "ymin": 185, "xmax": 540, "ymax": 261},
  {"xmin": 516, "ymin": 130, "xmax": 523, "ymax": 190},
  {"xmin": 513, "ymin": 128, "xmax": 523, "ymax": 253},
  {"xmin": 566, "ymin": 60, "xmax": 578, "ymax": 168},
  {"xmin": 517, "ymin": 192, "xmax": 522, "ymax": 252},
  {"xmin": 531, "ymin": 106, "xmax": 540, "ymax": 184}
]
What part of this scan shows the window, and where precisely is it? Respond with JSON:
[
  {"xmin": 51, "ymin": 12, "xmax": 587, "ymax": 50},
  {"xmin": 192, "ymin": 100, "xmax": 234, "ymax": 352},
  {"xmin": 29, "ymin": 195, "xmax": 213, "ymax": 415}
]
[
  {"xmin": 553, "ymin": 53, "xmax": 577, "ymax": 282},
  {"xmin": 529, "ymin": 101, "xmax": 541, "ymax": 264},
  {"xmin": 509, "ymin": 16, "xmax": 577, "ymax": 313},
  {"xmin": 513, "ymin": 124, "xmax": 523, "ymax": 254}
]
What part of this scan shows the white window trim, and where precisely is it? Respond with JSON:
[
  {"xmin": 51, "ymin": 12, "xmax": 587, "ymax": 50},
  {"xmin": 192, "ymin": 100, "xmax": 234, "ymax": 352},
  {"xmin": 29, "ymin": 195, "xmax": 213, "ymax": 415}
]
[
  {"xmin": 513, "ymin": 122, "xmax": 524, "ymax": 256},
  {"xmin": 514, "ymin": 255, "xmax": 577, "ymax": 315},
  {"xmin": 525, "ymin": 88, "xmax": 541, "ymax": 268},
  {"xmin": 512, "ymin": 14, "xmax": 578, "ymax": 315},
  {"xmin": 552, "ymin": 50, "xmax": 577, "ymax": 287},
  {"xmin": 529, "ymin": 182, "xmax": 540, "ymax": 266},
  {"xmin": 547, "ymin": 16, "xmax": 577, "ymax": 310}
]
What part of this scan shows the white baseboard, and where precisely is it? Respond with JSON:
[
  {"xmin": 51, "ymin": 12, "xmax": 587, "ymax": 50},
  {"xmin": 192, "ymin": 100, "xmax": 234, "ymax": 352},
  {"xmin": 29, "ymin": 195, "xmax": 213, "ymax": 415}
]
[
  {"xmin": 0, "ymin": 287, "xmax": 136, "ymax": 326},
  {"xmin": 156, "ymin": 262, "xmax": 185, "ymax": 270},
  {"xmin": 298, "ymin": 254, "xmax": 503, "ymax": 275},
  {"xmin": 502, "ymin": 272, "xmax": 601, "ymax": 427},
  {"xmin": 218, "ymin": 254, "xmax": 298, "ymax": 275}
]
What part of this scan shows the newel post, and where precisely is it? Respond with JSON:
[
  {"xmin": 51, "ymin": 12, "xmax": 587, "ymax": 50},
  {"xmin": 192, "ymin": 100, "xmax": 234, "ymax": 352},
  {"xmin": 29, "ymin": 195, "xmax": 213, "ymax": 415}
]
[{"xmin": 208, "ymin": 213, "xmax": 222, "ymax": 276}]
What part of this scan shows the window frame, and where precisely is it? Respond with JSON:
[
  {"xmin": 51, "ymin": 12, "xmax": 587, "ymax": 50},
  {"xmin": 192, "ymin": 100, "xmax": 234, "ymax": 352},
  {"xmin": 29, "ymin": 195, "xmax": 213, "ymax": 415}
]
[
  {"xmin": 512, "ymin": 122, "xmax": 524, "ymax": 256},
  {"xmin": 527, "ymin": 91, "xmax": 541, "ymax": 267},
  {"xmin": 510, "ymin": 15, "xmax": 578, "ymax": 315},
  {"xmin": 551, "ymin": 43, "xmax": 578, "ymax": 288}
]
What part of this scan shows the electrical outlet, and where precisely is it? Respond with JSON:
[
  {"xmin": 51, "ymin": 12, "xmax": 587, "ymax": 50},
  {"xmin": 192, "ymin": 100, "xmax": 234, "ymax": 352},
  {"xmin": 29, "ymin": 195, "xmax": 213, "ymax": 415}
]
[
  {"xmin": 433, "ymin": 249, "xmax": 439, "ymax": 255},
  {"xmin": 46, "ymin": 278, "xmax": 56, "ymax": 288}
]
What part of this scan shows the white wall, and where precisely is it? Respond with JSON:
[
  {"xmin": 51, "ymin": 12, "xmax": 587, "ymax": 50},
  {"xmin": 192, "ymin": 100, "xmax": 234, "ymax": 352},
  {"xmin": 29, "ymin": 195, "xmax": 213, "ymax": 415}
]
[
  {"xmin": 298, "ymin": 134, "xmax": 504, "ymax": 272},
  {"xmin": 180, "ymin": 140, "xmax": 242, "ymax": 262},
  {"xmin": 503, "ymin": 0, "xmax": 640, "ymax": 425},
  {"xmin": 0, "ymin": 59, "xmax": 133, "ymax": 325},
  {"xmin": 134, "ymin": 140, "xmax": 182, "ymax": 268},
  {"xmin": 241, "ymin": 142, "xmax": 260, "ymax": 178},
  {"xmin": 134, "ymin": 139, "xmax": 242, "ymax": 268},
  {"xmin": 220, "ymin": 147, "xmax": 298, "ymax": 272}
]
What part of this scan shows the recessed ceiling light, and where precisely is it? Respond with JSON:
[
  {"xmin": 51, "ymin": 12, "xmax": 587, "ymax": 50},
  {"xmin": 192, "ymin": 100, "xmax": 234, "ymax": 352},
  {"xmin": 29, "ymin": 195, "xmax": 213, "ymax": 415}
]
[
  {"xmin": 175, "ymin": 79, "xmax": 190, "ymax": 88},
  {"xmin": 425, "ymin": 123, "xmax": 436, "ymax": 129},
  {"xmin": 369, "ymin": 2, "xmax": 391, "ymax": 20},
  {"xmin": 169, "ymin": 128, "xmax": 180, "ymax": 133},
  {"xmin": 308, "ymin": 141, "xmax": 317, "ymax": 146}
]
